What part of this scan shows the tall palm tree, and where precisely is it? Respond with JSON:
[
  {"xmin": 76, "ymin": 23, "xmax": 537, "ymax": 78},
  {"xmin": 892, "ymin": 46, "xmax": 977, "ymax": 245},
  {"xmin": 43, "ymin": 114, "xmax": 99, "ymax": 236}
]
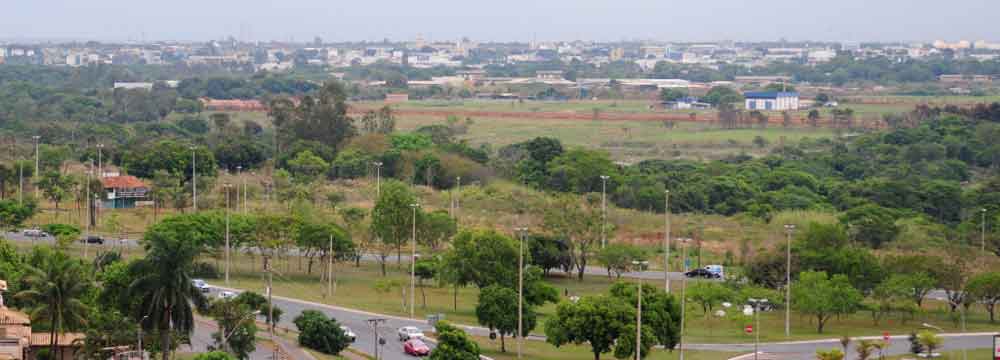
[
  {"xmin": 130, "ymin": 219, "xmax": 207, "ymax": 360},
  {"xmin": 15, "ymin": 252, "xmax": 91, "ymax": 360}
]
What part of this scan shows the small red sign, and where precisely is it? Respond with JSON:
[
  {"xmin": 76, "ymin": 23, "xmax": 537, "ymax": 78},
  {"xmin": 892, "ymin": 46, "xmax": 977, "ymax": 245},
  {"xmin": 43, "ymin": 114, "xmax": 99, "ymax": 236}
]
[
  {"xmin": 883, "ymin": 332, "xmax": 891, "ymax": 341},
  {"xmin": 745, "ymin": 325, "xmax": 753, "ymax": 334}
]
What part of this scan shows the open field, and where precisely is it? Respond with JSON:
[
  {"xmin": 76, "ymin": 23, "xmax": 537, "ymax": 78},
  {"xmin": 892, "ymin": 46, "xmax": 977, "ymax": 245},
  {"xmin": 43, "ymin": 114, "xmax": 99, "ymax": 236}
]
[
  {"xmin": 472, "ymin": 336, "xmax": 740, "ymax": 360},
  {"xmin": 213, "ymin": 252, "xmax": 1000, "ymax": 345},
  {"xmin": 885, "ymin": 348, "xmax": 992, "ymax": 359}
]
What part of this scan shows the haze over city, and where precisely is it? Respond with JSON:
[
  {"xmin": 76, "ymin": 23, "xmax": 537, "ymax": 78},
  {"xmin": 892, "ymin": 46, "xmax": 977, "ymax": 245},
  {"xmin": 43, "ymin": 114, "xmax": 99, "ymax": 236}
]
[{"xmin": 4, "ymin": 0, "xmax": 999, "ymax": 42}]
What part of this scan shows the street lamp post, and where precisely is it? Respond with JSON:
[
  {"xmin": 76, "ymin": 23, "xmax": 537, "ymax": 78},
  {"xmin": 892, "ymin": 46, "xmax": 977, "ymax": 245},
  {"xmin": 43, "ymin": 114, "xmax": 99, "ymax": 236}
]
[
  {"xmin": 367, "ymin": 318, "xmax": 387, "ymax": 360},
  {"xmin": 224, "ymin": 183, "xmax": 232, "ymax": 285},
  {"xmin": 409, "ymin": 203, "xmax": 420, "ymax": 318},
  {"xmin": 32, "ymin": 135, "xmax": 39, "ymax": 198},
  {"xmin": 632, "ymin": 260, "xmax": 649, "ymax": 360},
  {"xmin": 748, "ymin": 298, "xmax": 769, "ymax": 360},
  {"xmin": 783, "ymin": 224, "xmax": 795, "ymax": 338},
  {"xmin": 84, "ymin": 160, "xmax": 92, "ymax": 258},
  {"xmin": 222, "ymin": 310, "xmax": 261, "ymax": 353},
  {"xmin": 514, "ymin": 227, "xmax": 529, "ymax": 359},
  {"xmin": 600, "ymin": 175, "xmax": 609, "ymax": 249},
  {"xmin": 664, "ymin": 190, "xmax": 671, "ymax": 293},
  {"xmin": 678, "ymin": 237, "xmax": 691, "ymax": 360},
  {"xmin": 244, "ymin": 172, "xmax": 250, "ymax": 214},
  {"xmin": 236, "ymin": 166, "xmax": 242, "ymax": 213},
  {"xmin": 373, "ymin": 162, "xmax": 383, "ymax": 196},
  {"xmin": 138, "ymin": 314, "xmax": 149, "ymax": 360},
  {"xmin": 97, "ymin": 143, "xmax": 104, "ymax": 178},
  {"xmin": 981, "ymin": 208, "xmax": 987, "ymax": 253},
  {"xmin": 455, "ymin": 176, "xmax": 461, "ymax": 218},
  {"xmin": 190, "ymin": 146, "xmax": 197, "ymax": 211}
]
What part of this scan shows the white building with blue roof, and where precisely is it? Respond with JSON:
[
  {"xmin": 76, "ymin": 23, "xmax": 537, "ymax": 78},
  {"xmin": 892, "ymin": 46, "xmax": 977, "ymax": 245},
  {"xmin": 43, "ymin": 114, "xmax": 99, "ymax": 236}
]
[{"xmin": 744, "ymin": 91, "xmax": 800, "ymax": 111}]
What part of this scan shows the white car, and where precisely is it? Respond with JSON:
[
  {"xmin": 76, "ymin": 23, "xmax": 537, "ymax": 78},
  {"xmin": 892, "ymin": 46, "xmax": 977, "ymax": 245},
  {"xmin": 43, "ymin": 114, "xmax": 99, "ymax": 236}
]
[
  {"xmin": 192, "ymin": 279, "xmax": 210, "ymax": 293},
  {"xmin": 23, "ymin": 229, "xmax": 47, "ymax": 237},
  {"xmin": 218, "ymin": 291, "xmax": 237, "ymax": 300},
  {"xmin": 340, "ymin": 326, "xmax": 356, "ymax": 342},
  {"xmin": 397, "ymin": 326, "xmax": 424, "ymax": 341}
]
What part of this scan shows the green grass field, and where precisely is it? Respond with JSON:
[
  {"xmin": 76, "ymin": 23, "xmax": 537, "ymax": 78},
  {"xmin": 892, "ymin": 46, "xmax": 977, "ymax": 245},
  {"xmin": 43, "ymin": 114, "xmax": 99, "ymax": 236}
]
[
  {"xmin": 472, "ymin": 335, "xmax": 739, "ymax": 360},
  {"xmin": 886, "ymin": 348, "xmax": 992, "ymax": 359},
  {"xmin": 215, "ymin": 251, "xmax": 1000, "ymax": 345}
]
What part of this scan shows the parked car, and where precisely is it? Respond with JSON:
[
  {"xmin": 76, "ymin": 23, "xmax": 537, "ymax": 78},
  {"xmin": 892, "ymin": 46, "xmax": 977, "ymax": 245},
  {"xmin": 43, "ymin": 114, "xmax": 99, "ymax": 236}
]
[
  {"xmin": 192, "ymin": 279, "xmax": 210, "ymax": 293},
  {"xmin": 704, "ymin": 265, "xmax": 725, "ymax": 278},
  {"xmin": 84, "ymin": 235, "xmax": 104, "ymax": 244},
  {"xmin": 397, "ymin": 326, "xmax": 424, "ymax": 341},
  {"xmin": 218, "ymin": 291, "xmax": 237, "ymax": 300},
  {"xmin": 403, "ymin": 339, "xmax": 430, "ymax": 356},
  {"xmin": 340, "ymin": 326, "xmax": 356, "ymax": 342},
  {"xmin": 684, "ymin": 268, "xmax": 720, "ymax": 279}
]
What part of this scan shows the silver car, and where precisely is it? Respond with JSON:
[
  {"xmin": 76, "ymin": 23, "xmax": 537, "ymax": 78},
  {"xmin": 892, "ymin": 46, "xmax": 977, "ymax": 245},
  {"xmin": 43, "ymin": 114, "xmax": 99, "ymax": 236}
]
[
  {"xmin": 340, "ymin": 326, "xmax": 356, "ymax": 342},
  {"xmin": 397, "ymin": 326, "xmax": 424, "ymax": 341}
]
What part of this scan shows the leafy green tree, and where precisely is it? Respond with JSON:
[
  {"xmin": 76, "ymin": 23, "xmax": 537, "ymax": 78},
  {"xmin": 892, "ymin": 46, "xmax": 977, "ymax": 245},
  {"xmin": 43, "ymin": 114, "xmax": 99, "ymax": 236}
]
[
  {"xmin": 475, "ymin": 285, "xmax": 536, "ymax": 353},
  {"xmin": 965, "ymin": 271, "xmax": 1000, "ymax": 322},
  {"xmin": 287, "ymin": 150, "xmax": 329, "ymax": 184},
  {"xmin": 292, "ymin": 310, "xmax": 350, "ymax": 355},
  {"xmin": 608, "ymin": 282, "xmax": 681, "ymax": 350},
  {"xmin": 808, "ymin": 109, "xmax": 821, "ymax": 127},
  {"xmin": 414, "ymin": 257, "xmax": 437, "ymax": 309},
  {"xmin": 36, "ymin": 170, "xmax": 75, "ymax": 212},
  {"xmin": 193, "ymin": 351, "xmax": 236, "ymax": 360},
  {"xmin": 867, "ymin": 275, "xmax": 909, "ymax": 325},
  {"xmin": 0, "ymin": 199, "xmax": 38, "ymax": 229},
  {"xmin": 595, "ymin": 244, "xmax": 647, "ymax": 278},
  {"xmin": 296, "ymin": 222, "xmax": 353, "ymax": 275},
  {"xmin": 546, "ymin": 149, "xmax": 617, "ymax": 194},
  {"xmin": 792, "ymin": 271, "xmax": 863, "ymax": 333},
  {"xmin": 839, "ymin": 204, "xmax": 900, "ymax": 248},
  {"xmin": 543, "ymin": 194, "xmax": 602, "ymax": 280},
  {"xmin": 545, "ymin": 295, "xmax": 645, "ymax": 360},
  {"xmin": 209, "ymin": 300, "xmax": 257, "ymax": 359},
  {"xmin": 659, "ymin": 88, "xmax": 688, "ymax": 102},
  {"xmin": 687, "ymin": 282, "xmax": 736, "ymax": 316},
  {"xmin": 370, "ymin": 180, "xmax": 417, "ymax": 274},
  {"xmin": 430, "ymin": 321, "xmax": 480, "ymax": 360},
  {"xmin": 417, "ymin": 210, "xmax": 457, "ymax": 250},
  {"xmin": 703, "ymin": 86, "xmax": 743, "ymax": 106},
  {"xmin": 816, "ymin": 348, "xmax": 845, "ymax": 360},
  {"xmin": 15, "ymin": 251, "xmax": 92, "ymax": 358},
  {"xmin": 130, "ymin": 216, "xmax": 209, "ymax": 360},
  {"xmin": 527, "ymin": 235, "xmax": 572, "ymax": 276},
  {"xmin": 916, "ymin": 331, "xmax": 942, "ymax": 357},
  {"xmin": 79, "ymin": 309, "xmax": 140, "ymax": 360},
  {"xmin": 275, "ymin": 82, "xmax": 357, "ymax": 151}
]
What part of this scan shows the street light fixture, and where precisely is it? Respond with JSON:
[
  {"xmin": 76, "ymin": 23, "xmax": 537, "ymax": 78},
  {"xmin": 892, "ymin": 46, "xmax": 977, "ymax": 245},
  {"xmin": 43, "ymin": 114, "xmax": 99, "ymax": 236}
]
[
  {"xmin": 631, "ymin": 260, "xmax": 649, "ymax": 360},
  {"xmin": 677, "ymin": 237, "xmax": 692, "ymax": 360},
  {"xmin": 664, "ymin": 189, "xmax": 671, "ymax": 293},
  {"xmin": 600, "ymin": 175, "xmax": 609, "ymax": 249},
  {"xmin": 190, "ymin": 146, "xmax": 198, "ymax": 211},
  {"xmin": 96, "ymin": 143, "xmax": 104, "ymax": 178},
  {"xmin": 514, "ymin": 227, "xmax": 529, "ymax": 359},
  {"xmin": 981, "ymin": 208, "xmax": 987, "ymax": 253},
  {"xmin": 783, "ymin": 224, "xmax": 795, "ymax": 338},
  {"xmin": 373, "ymin": 162, "xmax": 383, "ymax": 196},
  {"xmin": 748, "ymin": 298, "xmax": 769, "ymax": 360},
  {"xmin": 409, "ymin": 203, "xmax": 420, "ymax": 318},
  {"xmin": 224, "ymin": 183, "xmax": 233, "ymax": 285},
  {"xmin": 236, "ymin": 166, "xmax": 242, "ymax": 213},
  {"xmin": 367, "ymin": 318, "xmax": 387, "ymax": 360},
  {"xmin": 32, "ymin": 135, "xmax": 39, "ymax": 198}
]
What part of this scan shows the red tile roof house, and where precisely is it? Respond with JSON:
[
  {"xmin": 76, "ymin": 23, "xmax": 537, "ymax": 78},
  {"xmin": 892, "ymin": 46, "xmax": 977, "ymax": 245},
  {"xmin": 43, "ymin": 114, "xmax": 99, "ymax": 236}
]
[{"xmin": 100, "ymin": 175, "xmax": 150, "ymax": 209}]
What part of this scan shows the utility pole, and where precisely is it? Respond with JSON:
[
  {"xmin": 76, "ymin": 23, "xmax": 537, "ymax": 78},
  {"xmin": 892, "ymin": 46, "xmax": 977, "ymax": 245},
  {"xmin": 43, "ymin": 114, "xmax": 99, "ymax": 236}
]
[
  {"xmin": 84, "ymin": 159, "xmax": 92, "ymax": 259},
  {"xmin": 783, "ymin": 224, "xmax": 795, "ymax": 338},
  {"xmin": 600, "ymin": 175, "xmax": 609, "ymax": 249},
  {"xmin": 514, "ymin": 227, "xmax": 529, "ymax": 359},
  {"xmin": 18, "ymin": 160, "xmax": 23, "ymax": 205},
  {"xmin": 664, "ymin": 190, "xmax": 670, "ymax": 292},
  {"xmin": 678, "ymin": 237, "xmax": 690, "ymax": 360},
  {"xmin": 632, "ymin": 260, "xmax": 648, "ymax": 360},
  {"xmin": 327, "ymin": 234, "xmax": 334, "ymax": 298},
  {"xmin": 224, "ymin": 184, "xmax": 232, "ymax": 285},
  {"xmin": 32, "ymin": 135, "xmax": 39, "ymax": 198},
  {"xmin": 97, "ymin": 143, "xmax": 104, "ymax": 178},
  {"xmin": 367, "ymin": 318, "xmax": 386, "ymax": 360},
  {"xmin": 265, "ymin": 256, "xmax": 275, "ymax": 360},
  {"xmin": 243, "ymin": 172, "xmax": 249, "ymax": 214},
  {"xmin": 455, "ymin": 176, "xmax": 461, "ymax": 218},
  {"xmin": 236, "ymin": 166, "xmax": 242, "ymax": 213},
  {"xmin": 409, "ymin": 203, "xmax": 420, "ymax": 318},
  {"xmin": 373, "ymin": 161, "xmax": 383, "ymax": 196},
  {"xmin": 982, "ymin": 208, "xmax": 987, "ymax": 254},
  {"xmin": 190, "ymin": 146, "xmax": 197, "ymax": 211}
]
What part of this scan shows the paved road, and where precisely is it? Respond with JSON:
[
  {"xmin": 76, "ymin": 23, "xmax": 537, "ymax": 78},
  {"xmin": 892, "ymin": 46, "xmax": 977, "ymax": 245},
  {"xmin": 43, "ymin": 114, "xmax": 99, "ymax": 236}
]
[{"xmin": 206, "ymin": 286, "xmax": 439, "ymax": 360}]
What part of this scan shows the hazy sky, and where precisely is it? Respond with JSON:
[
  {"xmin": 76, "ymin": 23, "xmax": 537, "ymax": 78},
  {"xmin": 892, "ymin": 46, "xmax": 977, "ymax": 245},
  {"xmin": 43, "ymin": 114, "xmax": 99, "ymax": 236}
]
[{"xmin": 4, "ymin": 0, "xmax": 996, "ymax": 43}]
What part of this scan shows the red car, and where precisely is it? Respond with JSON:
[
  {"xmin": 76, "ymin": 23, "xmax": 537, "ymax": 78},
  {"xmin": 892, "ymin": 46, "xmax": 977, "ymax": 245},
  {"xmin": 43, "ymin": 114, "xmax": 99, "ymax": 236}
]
[{"xmin": 404, "ymin": 339, "xmax": 430, "ymax": 356}]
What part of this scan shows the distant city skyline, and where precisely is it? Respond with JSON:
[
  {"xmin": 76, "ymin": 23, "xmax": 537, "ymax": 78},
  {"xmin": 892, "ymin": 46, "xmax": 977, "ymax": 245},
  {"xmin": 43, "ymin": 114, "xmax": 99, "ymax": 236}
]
[{"xmin": 3, "ymin": 0, "xmax": 997, "ymax": 43}]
